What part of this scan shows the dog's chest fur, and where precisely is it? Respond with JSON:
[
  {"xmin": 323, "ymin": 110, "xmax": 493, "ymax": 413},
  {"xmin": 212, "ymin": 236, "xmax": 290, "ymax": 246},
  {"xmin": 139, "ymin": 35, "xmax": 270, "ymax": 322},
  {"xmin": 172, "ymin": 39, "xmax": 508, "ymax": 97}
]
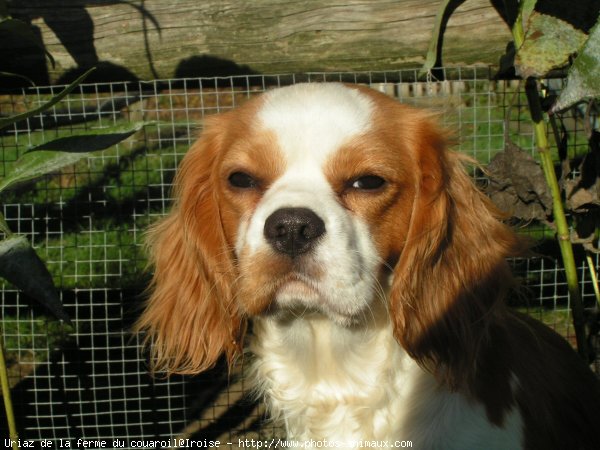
[{"xmin": 250, "ymin": 313, "xmax": 523, "ymax": 449}]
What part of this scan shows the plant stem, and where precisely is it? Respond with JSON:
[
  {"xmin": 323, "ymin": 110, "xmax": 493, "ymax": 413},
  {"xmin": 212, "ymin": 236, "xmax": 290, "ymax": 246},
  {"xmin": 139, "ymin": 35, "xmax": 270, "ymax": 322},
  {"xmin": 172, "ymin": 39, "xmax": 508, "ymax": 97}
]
[
  {"xmin": 531, "ymin": 92, "xmax": 588, "ymax": 358},
  {"xmin": 512, "ymin": 10, "xmax": 588, "ymax": 359},
  {"xmin": 586, "ymin": 253, "xmax": 600, "ymax": 307},
  {"xmin": 0, "ymin": 329, "xmax": 19, "ymax": 450}
]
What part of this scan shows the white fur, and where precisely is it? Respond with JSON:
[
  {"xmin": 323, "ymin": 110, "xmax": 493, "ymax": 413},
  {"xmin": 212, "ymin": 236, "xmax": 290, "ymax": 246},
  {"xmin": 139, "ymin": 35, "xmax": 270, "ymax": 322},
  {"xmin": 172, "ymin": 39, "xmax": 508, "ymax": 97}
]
[
  {"xmin": 251, "ymin": 310, "xmax": 523, "ymax": 449},
  {"xmin": 258, "ymin": 83, "xmax": 374, "ymax": 168},
  {"xmin": 235, "ymin": 83, "xmax": 380, "ymax": 326},
  {"xmin": 235, "ymin": 83, "xmax": 524, "ymax": 447}
]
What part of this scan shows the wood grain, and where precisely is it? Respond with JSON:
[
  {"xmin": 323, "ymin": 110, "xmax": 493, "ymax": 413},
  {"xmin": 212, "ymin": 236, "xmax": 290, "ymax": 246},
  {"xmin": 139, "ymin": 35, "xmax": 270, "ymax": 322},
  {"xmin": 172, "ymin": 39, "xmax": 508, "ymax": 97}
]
[{"xmin": 8, "ymin": 0, "xmax": 511, "ymax": 84}]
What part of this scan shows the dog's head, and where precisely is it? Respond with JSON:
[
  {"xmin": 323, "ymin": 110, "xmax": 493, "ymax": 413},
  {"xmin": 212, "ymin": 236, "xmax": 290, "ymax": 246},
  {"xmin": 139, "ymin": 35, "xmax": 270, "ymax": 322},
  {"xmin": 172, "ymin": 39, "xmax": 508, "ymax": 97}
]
[{"xmin": 136, "ymin": 83, "xmax": 521, "ymax": 385}]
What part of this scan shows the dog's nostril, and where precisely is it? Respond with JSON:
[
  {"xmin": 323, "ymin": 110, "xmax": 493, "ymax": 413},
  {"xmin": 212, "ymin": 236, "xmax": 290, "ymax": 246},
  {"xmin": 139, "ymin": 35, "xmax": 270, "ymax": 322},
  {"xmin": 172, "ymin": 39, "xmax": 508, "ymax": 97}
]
[
  {"xmin": 300, "ymin": 225, "xmax": 311, "ymax": 239},
  {"xmin": 264, "ymin": 207, "xmax": 326, "ymax": 257},
  {"xmin": 275, "ymin": 224, "xmax": 287, "ymax": 237}
]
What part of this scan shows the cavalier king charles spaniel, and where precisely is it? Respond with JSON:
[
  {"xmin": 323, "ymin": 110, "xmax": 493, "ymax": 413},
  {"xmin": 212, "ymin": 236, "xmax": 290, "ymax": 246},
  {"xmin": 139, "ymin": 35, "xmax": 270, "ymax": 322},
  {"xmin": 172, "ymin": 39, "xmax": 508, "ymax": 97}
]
[{"xmin": 137, "ymin": 83, "xmax": 600, "ymax": 448}]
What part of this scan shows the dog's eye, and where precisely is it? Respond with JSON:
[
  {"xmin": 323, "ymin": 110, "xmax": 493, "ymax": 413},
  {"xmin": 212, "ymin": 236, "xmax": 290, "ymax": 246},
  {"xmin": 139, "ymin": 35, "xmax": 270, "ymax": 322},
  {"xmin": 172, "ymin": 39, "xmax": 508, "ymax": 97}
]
[
  {"xmin": 350, "ymin": 175, "xmax": 386, "ymax": 191},
  {"xmin": 228, "ymin": 171, "xmax": 258, "ymax": 189}
]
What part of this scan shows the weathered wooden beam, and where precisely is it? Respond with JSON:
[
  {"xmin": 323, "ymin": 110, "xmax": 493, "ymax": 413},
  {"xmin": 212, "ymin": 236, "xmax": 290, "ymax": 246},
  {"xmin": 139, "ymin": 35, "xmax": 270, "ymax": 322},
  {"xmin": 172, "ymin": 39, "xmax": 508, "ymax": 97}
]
[{"xmin": 5, "ymin": 0, "xmax": 511, "ymax": 85}]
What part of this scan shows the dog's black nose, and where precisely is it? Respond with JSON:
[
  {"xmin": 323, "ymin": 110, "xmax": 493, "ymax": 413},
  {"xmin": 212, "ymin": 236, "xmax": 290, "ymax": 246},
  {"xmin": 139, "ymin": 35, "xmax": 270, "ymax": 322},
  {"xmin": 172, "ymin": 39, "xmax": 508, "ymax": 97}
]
[{"xmin": 264, "ymin": 207, "xmax": 326, "ymax": 257}]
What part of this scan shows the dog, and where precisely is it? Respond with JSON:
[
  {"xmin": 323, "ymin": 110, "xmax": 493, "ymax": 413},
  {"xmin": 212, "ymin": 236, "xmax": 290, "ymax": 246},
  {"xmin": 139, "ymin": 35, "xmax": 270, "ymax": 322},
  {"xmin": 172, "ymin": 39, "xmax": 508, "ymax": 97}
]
[{"xmin": 136, "ymin": 83, "xmax": 600, "ymax": 449}]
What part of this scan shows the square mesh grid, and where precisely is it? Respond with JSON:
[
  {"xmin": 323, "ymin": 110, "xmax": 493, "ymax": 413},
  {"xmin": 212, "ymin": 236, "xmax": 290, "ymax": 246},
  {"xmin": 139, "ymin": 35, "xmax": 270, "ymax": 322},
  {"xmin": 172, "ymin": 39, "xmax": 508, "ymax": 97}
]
[{"xmin": 0, "ymin": 69, "xmax": 597, "ymax": 447}]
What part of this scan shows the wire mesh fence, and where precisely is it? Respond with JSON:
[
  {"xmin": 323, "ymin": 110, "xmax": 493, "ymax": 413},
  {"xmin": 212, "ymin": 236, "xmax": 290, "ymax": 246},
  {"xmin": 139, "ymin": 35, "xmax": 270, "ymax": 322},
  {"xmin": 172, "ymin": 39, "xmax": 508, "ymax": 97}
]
[{"xmin": 0, "ymin": 68, "xmax": 598, "ymax": 447}]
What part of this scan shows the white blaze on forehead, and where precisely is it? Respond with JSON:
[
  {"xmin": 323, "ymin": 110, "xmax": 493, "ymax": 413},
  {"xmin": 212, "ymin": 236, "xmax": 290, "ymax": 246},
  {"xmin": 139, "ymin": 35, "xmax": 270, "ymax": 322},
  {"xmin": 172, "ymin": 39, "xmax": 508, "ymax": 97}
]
[
  {"xmin": 237, "ymin": 84, "xmax": 375, "ymax": 258},
  {"xmin": 236, "ymin": 84, "xmax": 382, "ymax": 322},
  {"xmin": 257, "ymin": 83, "xmax": 374, "ymax": 166}
]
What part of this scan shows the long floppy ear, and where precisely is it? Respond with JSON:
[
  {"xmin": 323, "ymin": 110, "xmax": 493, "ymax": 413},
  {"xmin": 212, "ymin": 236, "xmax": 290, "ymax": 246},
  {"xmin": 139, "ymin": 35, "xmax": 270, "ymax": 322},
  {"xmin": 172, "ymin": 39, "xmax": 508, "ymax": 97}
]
[
  {"xmin": 390, "ymin": 120, "xmax": 523, "ymax": 389},
  {"xmin": 135, "ymin": 119, "xmax": 245, "ymax": 375}
]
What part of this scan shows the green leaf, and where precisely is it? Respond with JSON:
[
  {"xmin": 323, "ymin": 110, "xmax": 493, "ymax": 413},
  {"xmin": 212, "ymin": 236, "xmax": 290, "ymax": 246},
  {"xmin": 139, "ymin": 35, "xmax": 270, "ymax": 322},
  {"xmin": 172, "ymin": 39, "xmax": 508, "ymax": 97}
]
[
  {"xmin": 0, "ymin": 235, "xmax": 70, "ymax": 323},
  {"xmin": 515, "ymin": 11, "xmax": 587, "ymax": 78},
  {"xmin": 0, "ymin": 121, "xmax": 151, "ymax": 193},
  {"xmin": 0, "ymin": 67, "xmax": 95, "ymax": 130},
  {"xmin": 519, "ymin": 0, "xmax": 537, "ymax": 25},
  {"xmin": 0, "ymin": 17, "xmax": 55, "ymax": 68},
  {"xmin": 29, "ymin": 123, "xmax": 148, "ymax": 153},
  {"xmin": 553, "ymin": 18, "xmax": 600, "ymax": 112},
  {"xmin": 420, "ymin": 0, "xmax": 465, "ymax": 76}
]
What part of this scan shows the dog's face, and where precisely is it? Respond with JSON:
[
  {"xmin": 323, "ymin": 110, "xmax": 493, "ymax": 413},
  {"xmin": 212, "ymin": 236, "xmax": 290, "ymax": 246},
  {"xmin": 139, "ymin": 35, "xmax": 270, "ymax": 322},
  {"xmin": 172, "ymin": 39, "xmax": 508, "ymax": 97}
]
[
  {"xmin": 138, "ymin": 83, "xmax": 520, "ymax": 379},
  {"xmin": 222, "ymin": 84, "xmax": 418, "ymax": 325}
]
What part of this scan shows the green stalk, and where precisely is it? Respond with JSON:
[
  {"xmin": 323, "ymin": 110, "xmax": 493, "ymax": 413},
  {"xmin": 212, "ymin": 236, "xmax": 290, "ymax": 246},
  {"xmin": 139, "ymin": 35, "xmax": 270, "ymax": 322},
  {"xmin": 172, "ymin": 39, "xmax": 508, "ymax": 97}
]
[
  {"xmin": 586, "ymin": 253, "xmax": 600, "ymax": 307},
  {"xmin": 0, "ymin": 329, "xmax": 19, "ymax": 450},
  {"xmin": 512, "ymin": 8, "xmax": 588, "ymax": 359},
  {"xmin": 532, "ymin": 92, "xmax": 587, "ymax": 358}
]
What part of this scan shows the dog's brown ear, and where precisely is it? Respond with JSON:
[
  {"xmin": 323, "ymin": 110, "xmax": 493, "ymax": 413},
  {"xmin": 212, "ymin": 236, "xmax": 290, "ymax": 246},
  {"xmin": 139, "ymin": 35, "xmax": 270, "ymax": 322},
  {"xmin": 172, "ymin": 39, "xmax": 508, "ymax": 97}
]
[
  {"xmin": 389, "ymin": 118, "xmax": 523, "ymax": 388},
  {"xmin": 135, "ymin": 118, "xmax": 245, "ymax": 375}
]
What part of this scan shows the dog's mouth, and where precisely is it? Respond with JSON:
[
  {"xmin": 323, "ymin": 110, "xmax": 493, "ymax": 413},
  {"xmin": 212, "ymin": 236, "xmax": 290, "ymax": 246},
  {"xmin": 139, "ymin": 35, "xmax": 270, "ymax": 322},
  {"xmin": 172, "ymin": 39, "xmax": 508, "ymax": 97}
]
[
  {"xmin": 275, "ymin": 274, "xmax": 321, "ymax": 301},
  {"xmin": 258, "ymin": 274, "xmax": 367, "ymax": 326},
  {"xmin": 264, "ymin": 302, "xmax": 365, "ymax": 327},
  {"xmin": 236, "ymin": 248, "xmax": 378, "ymax": 326}
]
